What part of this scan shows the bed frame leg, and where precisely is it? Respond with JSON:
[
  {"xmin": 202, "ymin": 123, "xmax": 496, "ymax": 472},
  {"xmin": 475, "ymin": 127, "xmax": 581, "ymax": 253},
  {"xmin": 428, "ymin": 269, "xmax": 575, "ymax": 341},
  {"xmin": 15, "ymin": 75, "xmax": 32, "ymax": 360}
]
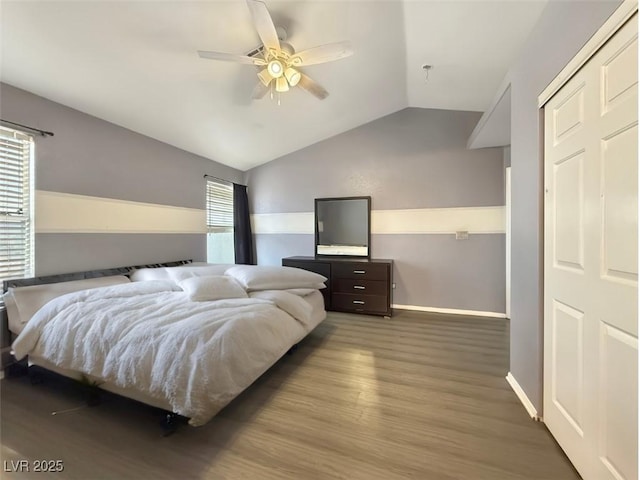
[
  {"xmin": 5, "ymin": 361, "xmax": 28, "ymax": 379},
  {"xmin": 161, "ymin": 413, "xmax": 179, "ymax": 437},
  {"xmin": 29, "ymin": 368, "xmax": 45, "ymax": 385}
]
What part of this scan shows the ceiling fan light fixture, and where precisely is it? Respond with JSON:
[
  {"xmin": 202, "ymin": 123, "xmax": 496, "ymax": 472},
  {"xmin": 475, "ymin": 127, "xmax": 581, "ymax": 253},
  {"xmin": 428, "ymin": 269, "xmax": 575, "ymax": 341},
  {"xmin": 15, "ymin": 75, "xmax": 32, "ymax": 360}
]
[
  {"xmin": 284, "ymin": 67, "xmax": 301, "ymax": 87},
  {"xmin": 257, "ymin": 68, "xmax": 272, "ymax": 86},
  {"xmin": 197, "ymin": 0, "xmax": 352, "ymax": 101},
  {"xmin": 267, "ymin": 48, "xmax": 279, "ymax": 59},
  {"xmin": 267, "ymin": 59, "xmax": 284, "ymax": 78},
  {"xmin": 275, "ymin": 76, "xmax": 289, "ymax": 92}
]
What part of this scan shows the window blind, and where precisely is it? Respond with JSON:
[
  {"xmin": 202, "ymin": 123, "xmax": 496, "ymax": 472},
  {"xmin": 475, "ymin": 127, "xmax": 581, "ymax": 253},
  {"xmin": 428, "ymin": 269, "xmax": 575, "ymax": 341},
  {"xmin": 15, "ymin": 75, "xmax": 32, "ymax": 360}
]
[
  {"xmin": 206, "ymin": 179, "xmax": 233, "ymax": 233},
  {"xmin": 0, "ymin": 126, "xmax": 34, "ymax": 285}
]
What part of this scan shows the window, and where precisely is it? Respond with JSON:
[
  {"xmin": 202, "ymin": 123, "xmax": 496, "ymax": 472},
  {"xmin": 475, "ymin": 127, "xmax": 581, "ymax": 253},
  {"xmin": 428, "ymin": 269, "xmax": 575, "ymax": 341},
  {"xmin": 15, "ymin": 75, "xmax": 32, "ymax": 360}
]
[
  {"xmin": 206, "ymin": 179, "xmax": 234, "ymax": 263},
  {"xmin": 0, "ymin": 126, "xmax": 34, "ymax": 286}
]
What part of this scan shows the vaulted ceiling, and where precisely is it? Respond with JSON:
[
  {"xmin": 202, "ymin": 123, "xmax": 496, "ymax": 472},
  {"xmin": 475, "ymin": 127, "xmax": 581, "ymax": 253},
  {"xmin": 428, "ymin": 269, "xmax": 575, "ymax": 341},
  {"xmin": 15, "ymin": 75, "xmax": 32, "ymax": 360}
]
[{"xmin": 1, "ymin": 1, "xmax": 547, "ymax": 171}]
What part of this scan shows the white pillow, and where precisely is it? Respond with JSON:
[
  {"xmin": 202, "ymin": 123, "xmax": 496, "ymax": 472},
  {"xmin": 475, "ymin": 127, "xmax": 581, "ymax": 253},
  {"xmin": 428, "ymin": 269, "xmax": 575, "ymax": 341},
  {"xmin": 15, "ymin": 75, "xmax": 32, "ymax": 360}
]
[
  {"xmin": 285, "ymin": 288, "xmax": 321, "ymax": 296},
  {"xmin": 130, "ymin": 264, "xmax": 233, "ymax": 283},
  {"xmin": 129, "ymin": 267, "xmax": 171, "ymax": 282},
  {"xmin": 224, "ymin": 265, "xmax": 327, "ymax": 291},
  {"xmin": 3, "ymin": 290, "xmax": 22, "ymax": 335},
  {"xmin": 168, "ymin": 265, "xmax": 234, "ymax": 283},
  {"xmin": 4, "ymin": 275, "xmax": 131, "ymax": 333},
  {"xmin": 178, "ymin": 275, "xmax": 248, "ymax": 302}
]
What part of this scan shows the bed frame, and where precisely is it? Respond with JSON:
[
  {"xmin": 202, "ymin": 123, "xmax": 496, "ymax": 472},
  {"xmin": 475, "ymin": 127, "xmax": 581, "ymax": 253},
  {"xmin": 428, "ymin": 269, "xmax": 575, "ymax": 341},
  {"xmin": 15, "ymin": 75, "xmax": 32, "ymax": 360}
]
[
  {"xmin": 2, "ymin": 259, "xmax": 316, "ymax": 435},
  {"xmin": 2, "ymin": 260, "xmax": 193, "ymax": 435}
]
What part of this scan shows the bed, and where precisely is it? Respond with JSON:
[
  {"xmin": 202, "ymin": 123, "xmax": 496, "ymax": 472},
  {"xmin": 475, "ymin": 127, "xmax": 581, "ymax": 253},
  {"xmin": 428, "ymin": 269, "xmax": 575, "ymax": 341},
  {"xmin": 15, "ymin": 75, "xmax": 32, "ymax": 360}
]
[{"xmin": 3, "ymin": 261, "xmax": 327, "ymax": 428}]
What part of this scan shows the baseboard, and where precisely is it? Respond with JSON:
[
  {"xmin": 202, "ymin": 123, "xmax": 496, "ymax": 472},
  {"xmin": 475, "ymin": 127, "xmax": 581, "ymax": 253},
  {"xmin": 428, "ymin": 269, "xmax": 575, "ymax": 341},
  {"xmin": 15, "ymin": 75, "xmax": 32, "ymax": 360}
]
[
  {"xmin": 392, "ymin": 304, "xmax": 507, "ymax": 319},
  {"xmin": 506, "ymin": 372, "xmax": 541, "ymax": 421}
]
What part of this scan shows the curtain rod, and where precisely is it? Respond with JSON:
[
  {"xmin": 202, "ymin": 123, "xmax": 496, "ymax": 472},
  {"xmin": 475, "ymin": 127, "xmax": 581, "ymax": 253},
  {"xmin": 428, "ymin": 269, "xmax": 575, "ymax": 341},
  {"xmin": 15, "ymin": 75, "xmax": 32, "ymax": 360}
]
[
  {"xmin": 203, "ymin": 174, "xmax": 246, "ymax": 187},
  {"xmin": 0, "ymin": 119, "xmax": 54, "ymax": 137}
]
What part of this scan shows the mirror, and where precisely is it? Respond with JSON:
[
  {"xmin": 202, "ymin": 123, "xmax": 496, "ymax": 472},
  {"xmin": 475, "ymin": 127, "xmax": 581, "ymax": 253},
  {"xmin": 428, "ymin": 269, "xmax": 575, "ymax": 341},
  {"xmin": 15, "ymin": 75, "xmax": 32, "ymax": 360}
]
[{"xmin": 315, "ymin": 196, "xmax": 371, "ymax": 258}]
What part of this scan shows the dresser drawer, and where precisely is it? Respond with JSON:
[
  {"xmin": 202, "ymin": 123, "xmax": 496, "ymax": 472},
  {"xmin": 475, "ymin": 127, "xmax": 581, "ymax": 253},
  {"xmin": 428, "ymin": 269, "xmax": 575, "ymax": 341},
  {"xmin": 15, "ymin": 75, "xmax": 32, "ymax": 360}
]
[
  {"xmin": 282, "ymin": 260, "xmax": 331, "ymax": 280},
  {"xmin": 282, "ymin": 256, "xmax": 393, "ymax": 317},
  {"xmin": 333, "ymin": 278, "xmax": 388, "ymax": 296},
  {"xmin": 331, "ymin": 262, "xmax": 388, "ymax": 281},
  {"xmin": 332, "ymin": 293, "xmax": 388, "ymax": 314}
]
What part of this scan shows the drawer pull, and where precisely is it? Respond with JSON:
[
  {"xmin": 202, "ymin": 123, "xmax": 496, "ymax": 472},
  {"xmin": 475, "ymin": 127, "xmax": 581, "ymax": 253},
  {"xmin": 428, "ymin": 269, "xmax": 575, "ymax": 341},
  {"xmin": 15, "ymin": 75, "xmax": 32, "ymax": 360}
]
[
  {"xmin": 353, "ymin": 285, "xmax": 366, "ymax": 290},
  {"xmin": 353, "ymin": 300, "xmax": 365, "ymax": 305},
  {"xmin": 353, "ymin": 270, "xmax": 366, "ymax": 274}
]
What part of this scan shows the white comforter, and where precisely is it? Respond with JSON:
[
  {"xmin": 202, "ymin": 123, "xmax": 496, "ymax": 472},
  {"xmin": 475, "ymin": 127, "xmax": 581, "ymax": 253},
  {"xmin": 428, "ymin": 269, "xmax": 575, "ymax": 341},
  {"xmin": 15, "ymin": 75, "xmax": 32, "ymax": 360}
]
[{"xmin": 12, "ymin": 281, "xmax": 324, "ymax": 426}]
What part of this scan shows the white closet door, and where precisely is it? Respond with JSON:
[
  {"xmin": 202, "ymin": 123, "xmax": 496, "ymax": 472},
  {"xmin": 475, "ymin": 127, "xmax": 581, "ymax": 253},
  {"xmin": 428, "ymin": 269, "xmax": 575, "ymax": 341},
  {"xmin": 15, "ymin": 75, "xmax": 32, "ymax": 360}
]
[{"xmin": 544, "ymin": 13, "xmax": 637, "ymax": 480}]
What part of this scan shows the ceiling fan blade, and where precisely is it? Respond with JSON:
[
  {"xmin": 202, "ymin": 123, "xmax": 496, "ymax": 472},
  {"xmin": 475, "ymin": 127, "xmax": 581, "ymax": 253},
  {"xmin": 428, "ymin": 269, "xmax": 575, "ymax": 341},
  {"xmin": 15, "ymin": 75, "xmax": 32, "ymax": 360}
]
[
  {"xmin": 251, "ymin": 82, "xmax": 270, "ymax": 100},
  {"xmin": 246, "ymin": 0, "xmax": 280, "ymax": 55},
  {"xmin": 298, "ymin": 73, "xmax": 329, "ymax": 100},
  {"xmin": 198, "ymin": 50, "xmax": 266, "ymax": 66},
  {"xmin": 289, "ymin": 41, "xmax": 353, "ymax": 66}
]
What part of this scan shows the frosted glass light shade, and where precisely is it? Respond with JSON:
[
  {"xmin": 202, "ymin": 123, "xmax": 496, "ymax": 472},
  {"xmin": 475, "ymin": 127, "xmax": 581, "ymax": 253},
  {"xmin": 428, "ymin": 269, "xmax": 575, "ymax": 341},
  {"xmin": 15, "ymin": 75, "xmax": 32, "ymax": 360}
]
[
  {"xmin": 257, "ymin": 68, "xmax": 272, "ymax": 86},
  {"xmin": 284, "ymin": 68, "xmax": 301, "ymax": 86},
  {"xmin": 267, "ymin": 60, "xmax": 284, "ymax": 78},
  {"xmin": 275, "ymin": 76, "xmax": 289, "ymax": 92}
]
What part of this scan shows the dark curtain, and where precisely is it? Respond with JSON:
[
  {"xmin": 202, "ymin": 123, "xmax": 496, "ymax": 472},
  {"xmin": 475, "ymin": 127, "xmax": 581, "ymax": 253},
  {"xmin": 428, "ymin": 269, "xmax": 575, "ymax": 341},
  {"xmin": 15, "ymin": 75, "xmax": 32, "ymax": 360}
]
[{"xmin": 233, "ymin": 183, "xmax": 254, "ymax": 265}]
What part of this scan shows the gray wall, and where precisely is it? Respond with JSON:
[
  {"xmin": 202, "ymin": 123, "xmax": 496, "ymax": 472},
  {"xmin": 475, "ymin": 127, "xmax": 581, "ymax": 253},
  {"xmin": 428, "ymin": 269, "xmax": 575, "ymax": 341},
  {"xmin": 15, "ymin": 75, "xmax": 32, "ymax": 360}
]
[
  {"xmin": 248, "ymin": 108, "xmax": 504, "ymax": 213},
  {"xmin": 0, "ymin": 83, "xmax": 242, "ymax": 275},
  {"xmin": 508, "ymin": 0, "xmax": 621, "ymax": 412},
  {"xmin": 246, "ymin": 107, "xmax": 507, "ymax": 313}
]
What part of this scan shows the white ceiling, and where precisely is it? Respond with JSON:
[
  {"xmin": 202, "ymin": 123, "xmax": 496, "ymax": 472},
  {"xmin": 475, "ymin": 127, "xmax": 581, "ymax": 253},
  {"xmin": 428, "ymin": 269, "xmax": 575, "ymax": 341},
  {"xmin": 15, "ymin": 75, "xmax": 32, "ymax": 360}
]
[{"xmin": 1, "ymin": 1, "xmax": 547, "ymax": 171}]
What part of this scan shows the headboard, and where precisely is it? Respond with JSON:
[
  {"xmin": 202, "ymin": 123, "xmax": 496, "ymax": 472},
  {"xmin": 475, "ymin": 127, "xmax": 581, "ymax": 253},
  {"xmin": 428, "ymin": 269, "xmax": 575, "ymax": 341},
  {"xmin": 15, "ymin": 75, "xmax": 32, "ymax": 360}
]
[
  {"xmin": 1, "ymin": 260, "xmax": 192, "ymax": 347},
  {"xmin": 2, "ymin": 260, "xmax": 193, "ymax": 292}
]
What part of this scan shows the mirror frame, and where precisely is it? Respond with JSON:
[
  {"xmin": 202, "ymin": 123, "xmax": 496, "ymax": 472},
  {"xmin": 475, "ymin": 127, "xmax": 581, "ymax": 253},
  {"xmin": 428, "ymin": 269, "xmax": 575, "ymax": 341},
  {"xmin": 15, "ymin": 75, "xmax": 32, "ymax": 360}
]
[{"xmin": 314, "ymin": 196, "xmax": 371, "ymax": 259}]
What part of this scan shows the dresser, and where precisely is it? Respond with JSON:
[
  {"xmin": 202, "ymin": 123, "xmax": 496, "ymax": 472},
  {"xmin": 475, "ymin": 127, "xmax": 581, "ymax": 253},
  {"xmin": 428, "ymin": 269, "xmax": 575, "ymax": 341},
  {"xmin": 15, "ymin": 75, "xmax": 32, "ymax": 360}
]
[{"xmin": 282, "ymin": 256, "xmax": 393, "ymax": 317}]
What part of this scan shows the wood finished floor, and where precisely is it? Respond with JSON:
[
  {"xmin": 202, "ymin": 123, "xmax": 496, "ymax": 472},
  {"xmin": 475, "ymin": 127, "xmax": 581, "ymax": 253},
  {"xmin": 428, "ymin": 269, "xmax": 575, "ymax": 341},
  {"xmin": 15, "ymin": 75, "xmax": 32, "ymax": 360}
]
[{"xmin": 0, "ymin": 310, "xmax": 579, "ymax": 480}]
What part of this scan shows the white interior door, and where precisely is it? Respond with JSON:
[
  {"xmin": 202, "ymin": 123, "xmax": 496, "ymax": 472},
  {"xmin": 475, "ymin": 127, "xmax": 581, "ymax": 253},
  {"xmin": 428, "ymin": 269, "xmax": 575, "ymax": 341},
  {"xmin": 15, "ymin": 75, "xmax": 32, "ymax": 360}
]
[{"xmin": 543, "ymin": 13, "xmax": 638, "ymax": 480}]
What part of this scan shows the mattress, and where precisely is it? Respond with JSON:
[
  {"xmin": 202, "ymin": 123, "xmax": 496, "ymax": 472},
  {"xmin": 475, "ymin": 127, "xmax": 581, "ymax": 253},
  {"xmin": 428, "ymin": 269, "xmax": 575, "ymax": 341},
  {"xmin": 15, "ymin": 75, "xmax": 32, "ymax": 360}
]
[{"xmin": 12, "ymin": 287, "xmax": 326, "ymax": 424}]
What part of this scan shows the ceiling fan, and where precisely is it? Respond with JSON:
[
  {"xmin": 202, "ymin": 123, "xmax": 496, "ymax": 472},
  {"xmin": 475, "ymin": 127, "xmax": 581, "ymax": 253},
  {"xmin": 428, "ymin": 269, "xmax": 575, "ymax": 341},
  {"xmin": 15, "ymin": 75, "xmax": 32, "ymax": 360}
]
[{"xmin": 197, "ymin": 0, "xmax": 353, "ymax": 101}]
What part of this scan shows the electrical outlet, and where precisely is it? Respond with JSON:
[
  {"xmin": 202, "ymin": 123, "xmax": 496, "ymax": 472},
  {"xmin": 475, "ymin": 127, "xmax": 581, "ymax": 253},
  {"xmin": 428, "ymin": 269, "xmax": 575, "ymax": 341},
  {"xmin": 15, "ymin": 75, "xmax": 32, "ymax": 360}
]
[
  {"xmin": 455, "ymin": 231, "xmax": 469, "ymax": 240},
  {"xmin": 392, "ymin": 283, "xmax": 396, "ymax": 289}
]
